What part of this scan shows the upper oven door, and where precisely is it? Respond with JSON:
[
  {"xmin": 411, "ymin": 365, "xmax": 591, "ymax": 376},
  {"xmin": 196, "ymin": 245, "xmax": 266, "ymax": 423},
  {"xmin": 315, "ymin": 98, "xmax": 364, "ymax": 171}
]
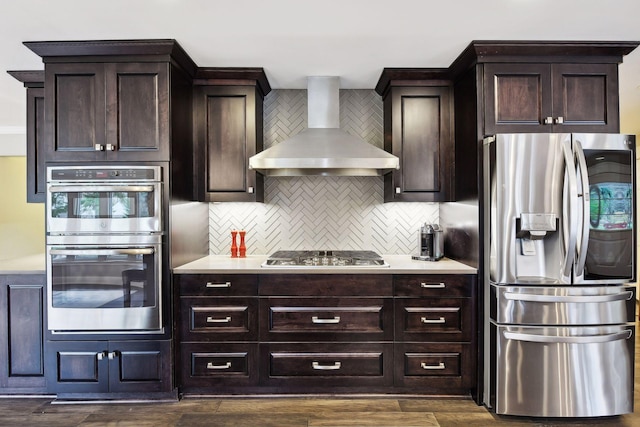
[{"xmin": 47, "ymin": 181, "xmax": 162, "ymax": 234}]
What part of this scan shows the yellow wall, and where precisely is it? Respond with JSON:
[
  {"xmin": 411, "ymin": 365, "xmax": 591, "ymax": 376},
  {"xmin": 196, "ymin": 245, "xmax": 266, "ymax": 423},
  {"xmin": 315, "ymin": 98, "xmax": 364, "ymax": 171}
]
[{"xmin": 0, "ymin": 157, "xmax": 45, "ymax": 260}]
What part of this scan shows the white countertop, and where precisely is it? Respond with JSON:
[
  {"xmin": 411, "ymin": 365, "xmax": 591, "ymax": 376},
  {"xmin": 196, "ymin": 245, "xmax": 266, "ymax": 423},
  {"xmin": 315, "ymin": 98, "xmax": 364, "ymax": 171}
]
[
  {"xmin": 173, "ymin": 255, "xmax": 477, "ymax": 275},
  {"xmin": 0, "ymin": 253, "xmax": 46, "ymax": 274}
]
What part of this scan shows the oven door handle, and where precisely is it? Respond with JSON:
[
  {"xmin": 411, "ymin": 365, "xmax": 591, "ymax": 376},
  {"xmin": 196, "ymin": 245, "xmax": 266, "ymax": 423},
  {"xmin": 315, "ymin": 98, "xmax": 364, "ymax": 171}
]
[
  {"xmin": 50, "ymin": 248, "xmax": 155, "ymax": 256},
  {"xmin": 49, "ymin": 185, "xmax": 155, "ymax": 193}
]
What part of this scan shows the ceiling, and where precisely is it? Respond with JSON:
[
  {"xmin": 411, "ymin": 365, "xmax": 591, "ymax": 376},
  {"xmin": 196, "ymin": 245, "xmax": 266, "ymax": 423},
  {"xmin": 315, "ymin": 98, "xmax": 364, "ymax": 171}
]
[{"xmin": 2, "ymin": 0, "xmax": 640, "ymax": 135}]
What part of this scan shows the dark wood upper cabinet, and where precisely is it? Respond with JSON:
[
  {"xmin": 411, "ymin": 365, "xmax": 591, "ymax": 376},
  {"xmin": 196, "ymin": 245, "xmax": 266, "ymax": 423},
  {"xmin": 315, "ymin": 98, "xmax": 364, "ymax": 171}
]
[
  {"xmin": 377, "ymin": 70, "xmax": 454, "ymax": 202},
  {"xmin": 193, "ymin": 69, "xmax": 270, "ymax": 202},
  {"xmin": 484, "ymin": 62, "xmax": 619, "ymax": 134},
  {"xmin": 44, "ymin": 62, "xmax": 170, "ymax": 161},
  {"xmin": 24, "ymin": 39, "xmax": 197, "ymax": 164},
  {"xmin": 7, "ymin": 71, "xmax": 45, "ymax": 203}
]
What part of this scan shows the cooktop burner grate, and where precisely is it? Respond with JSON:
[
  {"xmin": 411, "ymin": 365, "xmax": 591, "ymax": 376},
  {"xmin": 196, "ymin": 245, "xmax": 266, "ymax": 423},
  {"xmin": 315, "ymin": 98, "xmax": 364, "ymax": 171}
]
[{"xmin": 262, "ymin": 250, "xmax": 388, "ymax": 267}]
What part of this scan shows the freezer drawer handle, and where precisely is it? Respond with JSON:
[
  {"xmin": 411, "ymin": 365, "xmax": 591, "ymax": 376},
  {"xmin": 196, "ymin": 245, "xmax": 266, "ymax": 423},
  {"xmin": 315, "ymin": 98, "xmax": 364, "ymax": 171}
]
[
  {"xmin": 312, "ymin": 361, "xmax": 342, "ymax": 370},
  {"xmin": 206, "ymin": 281, "xmax": 232, "ymax": 288},
  {"xmin": 207, "ymin": 362, "xmax": 232, "ymax": 370},
  {"xmin": 503, "ymin": 291, "xmax": 633, "ymax": 303},
  {"xmin": 207, "ymin": 316, "xmax": 232, "ymax": 323},
  {"xmin": 421, "ymin": 282, "xmax": 445, "ymax": 289},
  {"xmin": 312, "ymin": 316, "xmax": 341, "ymax": 324},
  {"xmin": 421, "ymin": 317, "xmax": 446, "ymax": 324},
  {"xmin": 421, "ymin": 362, "xmax": 445, "ymax": 370},
  {"xmin": 503, "ymin": 329, "xmax": 632, "ymax": 344}
]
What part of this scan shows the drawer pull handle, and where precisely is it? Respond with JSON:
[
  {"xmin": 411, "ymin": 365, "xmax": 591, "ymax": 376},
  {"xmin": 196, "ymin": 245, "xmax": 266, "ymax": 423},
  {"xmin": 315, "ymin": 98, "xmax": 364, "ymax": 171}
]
[
  {"xmin": 206, "ymin": 281, "xmax": 231, "ymax": 288},
  {"xmin": 207, "ymin": 316, "xmax": 232, "ymax": 323},
  {"xmin": 312, "ymin": 316, "xmax": 341, "ymax": 324},
  {"xmin": 421, "ymin": 362, "xmax": 445, "ymax": 370},
  {"xmin": 312, "ymin": 361, "xmax": 342, "ymax": 370},
  {"xmin": 207, "ymin": 362, "xmax": 232, "ymax": 370},
  {"xmin": 421, "ymin": 282, "xmax": 445, "ymax": 288},
  {"xmin": 421, "ymin": 316, "xmax": 446, "ymax": 324}
]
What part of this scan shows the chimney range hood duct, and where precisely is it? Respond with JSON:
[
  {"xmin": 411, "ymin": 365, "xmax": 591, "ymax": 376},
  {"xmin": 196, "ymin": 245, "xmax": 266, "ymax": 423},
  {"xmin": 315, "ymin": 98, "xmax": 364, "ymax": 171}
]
[{"xmin": 249, "ymin": 76, "xmax": 399, "ymax": 176}]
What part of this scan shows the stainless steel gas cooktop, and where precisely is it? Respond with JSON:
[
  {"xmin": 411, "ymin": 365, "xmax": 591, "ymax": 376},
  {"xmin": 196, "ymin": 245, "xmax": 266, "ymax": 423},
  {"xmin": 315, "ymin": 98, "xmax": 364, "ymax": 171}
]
[{"xmin": 262, "ymin": 250, "xmax": 389, "ymax": 268}]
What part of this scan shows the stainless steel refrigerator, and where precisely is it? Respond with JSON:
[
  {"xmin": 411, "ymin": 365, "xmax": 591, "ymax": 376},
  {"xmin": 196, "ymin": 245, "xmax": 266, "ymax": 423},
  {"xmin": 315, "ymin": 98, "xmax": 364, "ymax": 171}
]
[{"xmin": 483, "ymin": 133, "xmax": 636, "ymax": 417}]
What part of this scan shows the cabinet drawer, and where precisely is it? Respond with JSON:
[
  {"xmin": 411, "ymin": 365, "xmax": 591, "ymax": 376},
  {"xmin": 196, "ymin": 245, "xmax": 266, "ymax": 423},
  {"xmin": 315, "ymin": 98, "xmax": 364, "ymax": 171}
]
[
  {"xmin": 260, "ymin": 298, "xmax": 393, "ymax": 341},
  {"xmin": 394, "ymin": 274, "xmax": 474, "ymax": 297},
  {"xmin": 394, "ymin": 343, "xmax": 474, "ymax": 391},
  {"xmin": 395, "ymin": 298, "xmax": 472, "ymax": 341},
  {"xmin": 176, "ymin": 274, "xmax": 258, "ymax": 296},
  {"xmin": 180, "ymin": 343, "xmax": 258, "ymax": 389},
  {"xmin": 261, "ymin": 343, "xmax": 393, "ymax": 388},
  {"xmin": 259, "ymin": 274, "xmax": 392, "ymax": 296},
  {"xmin": 180, "ymin": 298, "xmax": 258, "ymax": 341}
]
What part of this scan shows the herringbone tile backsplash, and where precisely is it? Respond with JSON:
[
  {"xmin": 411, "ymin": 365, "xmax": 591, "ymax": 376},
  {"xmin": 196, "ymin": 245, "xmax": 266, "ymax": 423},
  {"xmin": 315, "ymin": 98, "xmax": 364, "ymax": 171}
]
[{"xmin": 209, "ymin": 89, "xmax": 439, "ymax": 255}]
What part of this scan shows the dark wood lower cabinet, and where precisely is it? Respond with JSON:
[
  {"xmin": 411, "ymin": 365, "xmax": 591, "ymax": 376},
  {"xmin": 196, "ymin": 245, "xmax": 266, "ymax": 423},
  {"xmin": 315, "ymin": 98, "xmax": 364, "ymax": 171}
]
[
  {"xmin": 176, "ymin": 273, "xmax": 477, "ymax": 395},
  {"xmin": 261, "ymin": 343, "xmax": 393, "ymax": 389},
  {"xmin": 0, "ymin": 274, "xmax": 47, "ymax": 393},
  {"xmin": 394, "ymin": 342, "xmax": 473, "ymax": 392},
  {"xmin": 46, "ymin": 340, "xmax": 172, "ymax": 395}
]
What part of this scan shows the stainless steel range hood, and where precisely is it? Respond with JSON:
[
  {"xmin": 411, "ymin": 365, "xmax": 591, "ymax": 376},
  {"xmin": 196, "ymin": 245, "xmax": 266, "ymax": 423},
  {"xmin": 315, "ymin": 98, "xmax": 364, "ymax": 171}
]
[{"xmin": 249, "ymin": 76, "xmax": 399, "ymax": 176}]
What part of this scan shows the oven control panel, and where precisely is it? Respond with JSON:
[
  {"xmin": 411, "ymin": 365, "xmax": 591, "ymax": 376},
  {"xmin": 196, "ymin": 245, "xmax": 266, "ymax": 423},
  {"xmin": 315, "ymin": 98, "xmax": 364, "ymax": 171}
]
[{"xmin": 48, "ymin": 166, "xmax": 161, "ymax": 182}]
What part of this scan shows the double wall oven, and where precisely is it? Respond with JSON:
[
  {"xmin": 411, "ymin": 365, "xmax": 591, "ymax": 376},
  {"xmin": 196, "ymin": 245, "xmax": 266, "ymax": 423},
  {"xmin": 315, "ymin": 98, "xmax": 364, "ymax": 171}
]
[{"xmin": 46, "ymin": 165, "xmax": 164, "ymax": 333}]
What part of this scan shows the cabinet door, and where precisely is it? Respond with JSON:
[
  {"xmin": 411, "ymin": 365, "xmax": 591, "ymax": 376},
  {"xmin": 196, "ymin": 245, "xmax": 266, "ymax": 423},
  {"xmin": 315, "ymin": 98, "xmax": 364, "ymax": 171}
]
[
  {"xmin": 26, "ymin": 87, "xmax": 46, "ymax": 203},
  {"xmin": 484, "ymin": 63, "xmax": 553, "ymax": 134},
  {"xmin": 105, "ymin": 63, "xmax": 170, "ymax": 161},
  {"xmin": 45, "ymin": 63, "xmax": 106, "ymax": 161},
  {"xmin": 0, "ymin": 275, "xmax": 46, "ymax": 393},
  {"xmin": 551, "ymin": 63, "xmax": 619, "ymax": 132},
  {"xmin": 46, "ymin": 341, "xmax": 109, "ymax": 393},
  {"xmin": 195, "ymin": 86, "xmax": 263, "ymax": 202},
  {"xmin": 385, "ymin": 86, "xmax": 453, "ymax": 202},
  {"xmin": 108, "ymin": 340, "xmax": 172, "ymax": 393}
]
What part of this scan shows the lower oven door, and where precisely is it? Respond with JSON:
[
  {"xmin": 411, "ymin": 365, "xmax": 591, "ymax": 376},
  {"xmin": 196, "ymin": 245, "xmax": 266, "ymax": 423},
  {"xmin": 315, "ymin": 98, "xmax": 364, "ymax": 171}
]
[
  {"xmin": 46, "ymin": 237, "xmax": 162, "ymax": 333},
  {"xmin": 491, "ymin": 323, "xmax": 635, "ymax": 417}
]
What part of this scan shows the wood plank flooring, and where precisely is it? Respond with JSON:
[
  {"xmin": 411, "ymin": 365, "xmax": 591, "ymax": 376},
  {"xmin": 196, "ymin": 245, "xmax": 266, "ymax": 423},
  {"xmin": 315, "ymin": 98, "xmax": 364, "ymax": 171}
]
[
  {"xmin": 1, "ymin": 317, "xmax": 638, "ymax": 426},
  {"xmin": 1, "ymin": 392, "xmax": 639, "ymax": 427}
]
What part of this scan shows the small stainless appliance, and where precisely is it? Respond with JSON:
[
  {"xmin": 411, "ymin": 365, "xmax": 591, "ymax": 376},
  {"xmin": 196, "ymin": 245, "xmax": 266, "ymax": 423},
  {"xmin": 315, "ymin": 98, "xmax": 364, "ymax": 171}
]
[
  {"xmin": 483, "ymin": 133, "xmax": 636, "ymax": 417},
  {"xmin": 262, "ymin": 250, "xmax": 388, "ymax": 267},
  {"xmin": 412, "ymin": 223, "xmax": 443, "ymax": 261},
  {"xmin": 46, "ymin": 165, "xmax": 164, "ymax": 333}
]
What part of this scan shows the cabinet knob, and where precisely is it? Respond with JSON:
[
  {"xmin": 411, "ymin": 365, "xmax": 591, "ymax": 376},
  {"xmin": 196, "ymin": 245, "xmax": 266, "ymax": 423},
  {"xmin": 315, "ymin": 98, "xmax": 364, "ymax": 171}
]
[
  {"xmin": 544, "ymin": 117, "xmax": 553, "ymax": 125},
  {"xmin": 96, "ymin": 351, "xmax": 107, "ymax": 361},
  {"xmin": 95, "ymin": 144, "xmax": 104, "ymax": 151},
  {"xmin": 247, "ymin": 187, "xmax": 254, "ymax": 194},
  {"xmin": 106, "ymin": 143, "xmax": 116, "ymax": 151},
  {"xmin": 554, "ymin": 116, "xmax": 564, "ymax": 124},
  {"xmin": 395, "ymin": 187, "xmax": 401, "ymax": 194},
  {"xmin": 108, "ymin": 351, "xmax": 118, "ymax": 360}
]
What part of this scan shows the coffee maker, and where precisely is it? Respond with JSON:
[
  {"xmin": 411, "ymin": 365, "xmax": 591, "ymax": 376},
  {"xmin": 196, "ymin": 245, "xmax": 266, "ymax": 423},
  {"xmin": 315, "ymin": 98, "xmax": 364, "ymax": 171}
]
[{"xmin": 412, "ymin": 223, "xmax": 443, "ymax": 261}]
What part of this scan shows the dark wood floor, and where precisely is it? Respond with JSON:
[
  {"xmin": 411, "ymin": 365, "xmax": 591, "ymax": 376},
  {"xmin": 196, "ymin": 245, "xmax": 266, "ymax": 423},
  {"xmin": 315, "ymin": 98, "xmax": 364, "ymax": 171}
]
[
  {"xmin": 1, "ymin": 319, "xmax": 638, "ymax": 427},
  {"xmin": 0, "ymin": 392, "xmax": 639, "ymax": 427}
]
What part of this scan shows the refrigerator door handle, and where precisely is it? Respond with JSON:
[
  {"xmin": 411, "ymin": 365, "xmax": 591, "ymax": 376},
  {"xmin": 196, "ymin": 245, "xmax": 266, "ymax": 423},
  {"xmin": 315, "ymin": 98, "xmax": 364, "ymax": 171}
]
[
  {"xmin": 573, "ymin": 140, "xmax": 590, "ymax": 277},
  {"xmin": 561, "ymin": 139, "xmax": 579, "ymax": 279},
  {"xmin": 503, "ymin": 291, "xmax": 633, "ymax": 303},
  {"xmin": 503, "ymin": 329, "xmax": 632, "ymax": 344}
]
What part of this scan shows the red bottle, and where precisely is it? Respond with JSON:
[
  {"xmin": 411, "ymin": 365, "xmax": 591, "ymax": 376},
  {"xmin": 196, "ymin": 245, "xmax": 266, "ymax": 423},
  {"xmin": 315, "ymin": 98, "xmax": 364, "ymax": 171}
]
[
  {"xmin": 230, "ymin": 230, "xmax": 238, "ymax": 258},
  {"xmin": 239, "ymin": 230, "xmax": 247, "ymax": 258}
]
